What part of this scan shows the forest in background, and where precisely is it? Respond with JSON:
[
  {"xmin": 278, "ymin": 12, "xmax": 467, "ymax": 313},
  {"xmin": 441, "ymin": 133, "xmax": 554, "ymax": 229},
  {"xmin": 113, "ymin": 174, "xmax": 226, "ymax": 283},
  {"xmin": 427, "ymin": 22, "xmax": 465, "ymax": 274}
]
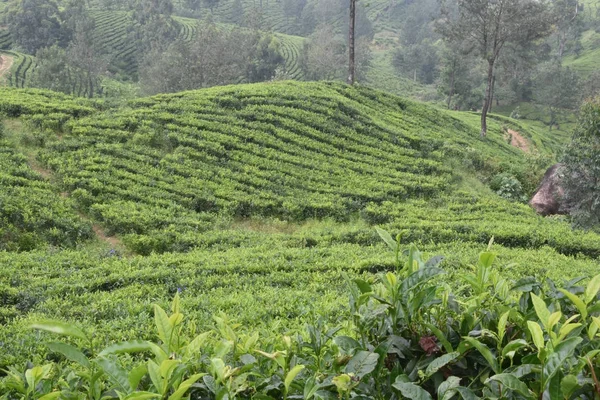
[{"xmin": 1, "ymin": 0, "xmax": 600, "ymax": 131}]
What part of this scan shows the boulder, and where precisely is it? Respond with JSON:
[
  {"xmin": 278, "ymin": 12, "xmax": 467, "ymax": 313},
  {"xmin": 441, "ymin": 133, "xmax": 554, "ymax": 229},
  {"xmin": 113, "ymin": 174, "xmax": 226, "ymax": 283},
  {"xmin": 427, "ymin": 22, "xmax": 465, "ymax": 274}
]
[{"xmin": 530, "ymin": 163, "xmax": 569, "ymax": 216}]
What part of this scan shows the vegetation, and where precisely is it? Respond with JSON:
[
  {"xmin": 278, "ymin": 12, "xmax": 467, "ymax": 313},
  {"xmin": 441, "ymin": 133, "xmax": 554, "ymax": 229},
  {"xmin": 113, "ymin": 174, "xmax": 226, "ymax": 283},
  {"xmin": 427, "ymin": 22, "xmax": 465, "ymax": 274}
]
[
  {"xmin": 2, "ymin": 0, "xmax": 600, "ymax": 396},
  {"xmin": 562, "ymin": 97, "xmax": 600, "ymax": 229},
  {"xmin": 0, "ymin": 84, "xmax": 600, "ymax": 380},
  {"xmin": 3, "ymin": 233, "xmax": 600, "ymax": 399}
]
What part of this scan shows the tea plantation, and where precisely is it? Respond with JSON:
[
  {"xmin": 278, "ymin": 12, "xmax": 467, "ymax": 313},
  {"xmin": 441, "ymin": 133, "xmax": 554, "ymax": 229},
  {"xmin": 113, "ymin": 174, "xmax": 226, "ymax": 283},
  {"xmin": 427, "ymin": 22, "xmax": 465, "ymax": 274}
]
[{"xmin": 1, "ymin": 82, "xmax": 600, "ymax": 398}]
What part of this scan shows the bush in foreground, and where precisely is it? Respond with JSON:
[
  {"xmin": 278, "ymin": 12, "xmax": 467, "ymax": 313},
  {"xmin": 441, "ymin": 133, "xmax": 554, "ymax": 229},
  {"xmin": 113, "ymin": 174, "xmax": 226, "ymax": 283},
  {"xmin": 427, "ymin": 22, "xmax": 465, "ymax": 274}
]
[{"xmin": 2, "ymin": 230, "xmax": 600, "ymax": 399}]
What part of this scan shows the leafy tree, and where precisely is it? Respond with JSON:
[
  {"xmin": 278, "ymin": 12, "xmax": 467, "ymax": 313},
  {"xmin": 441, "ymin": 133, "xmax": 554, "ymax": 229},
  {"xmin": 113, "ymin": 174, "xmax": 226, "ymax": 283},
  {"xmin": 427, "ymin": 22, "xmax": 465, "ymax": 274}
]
[
  {"xmin": 582, "ymin": 70, "xmax": 600, "ymax": 100},
  {"xmin": 301, "ymin": 24, "xmax": 346, "ymax": 80},
  {"xmin": 139, "ymin": 22, "xmax": 283, "ymax": 94},
  {"xmin": 393, "ymin": 40, "xmax": 439, "ymax": 84},
  {"xmin": 30, "ymin": 46, "xmax": 73, "ymax": 94},
  {"xmin": 344, "ymin": 1, "xmax": 374, "ymax": 41},
  {"xmin": 533, "ymin": 63, "xmax": 581, "ymax": 129},
  {"xmin": 438, "ymin": 0, "xmax": 554, "ymax": 136},
  {"xmin": 230, "ymin": 0, "xmax": 245, "ymax": 22},
  {"xmin": 203, "ymin": 0, "xmax": 219, "ymax": 12},
  {"xmin": 561, "ymin": 98, "xmax": 600, "ymax": 228},
  {"xmin": 550, "ymin": 0, "xmax": 584, "ymax": 61},
  {"xmin": 67, "ymin": 20, "xmax": 110, "ymax": 98},
  {"xmin": 245, "ymin": 35, "xmax": 285, "ymax": 82},
  {"xmin": 30, "ymin": 20, "xmax": 108, "ymax": 98},
  {"xmin": 131, "ymin": 0, "xmax": 178, "ymax": 52},
  {"xmin": 282, "ymin": 0, "xmax": 306, "ymax": 25},
  {"xmin": 4, "ymin": 0, "xmax": 67, "ymax": 54},
  {"xmin": 437, "ymin": 43, "xmax": 483, "ymax": 109}
]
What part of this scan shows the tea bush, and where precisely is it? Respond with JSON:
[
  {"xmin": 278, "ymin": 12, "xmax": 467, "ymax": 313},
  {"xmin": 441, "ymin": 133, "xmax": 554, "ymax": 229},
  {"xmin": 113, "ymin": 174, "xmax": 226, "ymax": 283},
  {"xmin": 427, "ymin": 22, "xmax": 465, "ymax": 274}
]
[{"xmin": 3, "ymin": 231, "xmax": 600, "ymax": 399}]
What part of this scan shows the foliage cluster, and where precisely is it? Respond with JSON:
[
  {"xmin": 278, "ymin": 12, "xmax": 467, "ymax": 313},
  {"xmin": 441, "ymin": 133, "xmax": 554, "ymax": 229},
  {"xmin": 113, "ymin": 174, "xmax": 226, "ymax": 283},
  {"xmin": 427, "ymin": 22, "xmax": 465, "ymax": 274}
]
[
  {"xmin": 0, "ymin": 138, "xmax": 93, "ymax": 251},
  {"xmin": 561, "ymin": 97, "xmax": 600, "ymax": 229},
  {"xmin": 0, "ymin": 82, "xmax": 575, "ymax": 257},
  {"xmin": 3, "ymin": 232, "xmax": 600, "ymax": 399}
]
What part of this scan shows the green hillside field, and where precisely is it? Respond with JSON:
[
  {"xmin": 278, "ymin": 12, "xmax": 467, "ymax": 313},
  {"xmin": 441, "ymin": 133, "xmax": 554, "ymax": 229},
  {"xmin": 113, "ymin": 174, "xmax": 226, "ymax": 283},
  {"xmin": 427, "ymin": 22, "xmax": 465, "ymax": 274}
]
[{"xmin": 1, "ymin": 81, "xmax": 599, "ymax": 370}]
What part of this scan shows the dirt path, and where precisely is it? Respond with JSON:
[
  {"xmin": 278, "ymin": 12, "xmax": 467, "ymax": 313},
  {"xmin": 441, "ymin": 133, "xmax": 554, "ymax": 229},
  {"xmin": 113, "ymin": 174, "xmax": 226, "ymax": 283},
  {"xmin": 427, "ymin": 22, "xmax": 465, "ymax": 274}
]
[
  {"xmin": 0, "ymin": 54, "xmax": 14, "ymax": 82},
  {"xmin": 92, "ymin": 224, "xmax": 122, "ymax": 249},
  {"xmin": 507, "ymin": 129, "xmax": 530, "ymax": 153}
]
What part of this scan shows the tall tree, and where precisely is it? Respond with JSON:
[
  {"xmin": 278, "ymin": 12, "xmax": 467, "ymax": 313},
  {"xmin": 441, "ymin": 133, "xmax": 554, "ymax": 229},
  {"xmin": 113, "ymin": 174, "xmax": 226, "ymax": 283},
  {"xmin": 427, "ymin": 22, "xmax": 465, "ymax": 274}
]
[
  {"xmin": 438, "ymin": 0, "xmax": 554, "ymax": 136},
  {"xmin": 348, "ymin": 0, "xmax": 356, "ymax": 84},
  {"xmin": 550, "ymin": 0, "xmax": 583, "ymax": 61},
  {"xmin": 561, "ymin": 99, "xmax": 600, "ymax": 229},
  {"xmin": 301, "ymin": 24, "xmax": 346, "ymax": 80},
  {"xmin": 533, "ymin": 63, "xmax": 581, "ymax": 129},
  {"xmin": 139, "ymin": 22, "xmax": 283, "ymax": 94},
  {"xmin": 131, "ymin": 0, "xmax": 178, "ymax": 53},
  {"xmin": 4, "ymin": 0, "xmax": 67, "ymax": 54}
]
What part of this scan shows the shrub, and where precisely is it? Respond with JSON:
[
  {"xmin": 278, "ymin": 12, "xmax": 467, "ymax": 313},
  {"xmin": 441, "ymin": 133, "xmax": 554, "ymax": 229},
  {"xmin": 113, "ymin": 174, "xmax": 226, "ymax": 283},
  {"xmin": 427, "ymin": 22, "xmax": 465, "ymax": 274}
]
[
  {"xmin": 4, "ymin": 230, "xmax": 600, "ymax": 399},
  {"xmin": 562, "ymin": 98, "xmax": 600, "ymax": 229},
  {"xmin": 489, "ymin": 172, "xmax": 527, "ymax": 202}
]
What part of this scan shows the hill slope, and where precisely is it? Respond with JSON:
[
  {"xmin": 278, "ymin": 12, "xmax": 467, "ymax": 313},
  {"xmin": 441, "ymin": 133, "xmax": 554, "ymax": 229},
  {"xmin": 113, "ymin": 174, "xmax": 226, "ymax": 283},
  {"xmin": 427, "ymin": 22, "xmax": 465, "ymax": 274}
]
[{"xmin": 0, "ymin": 81, "xmax": 599, "ymax": 367}]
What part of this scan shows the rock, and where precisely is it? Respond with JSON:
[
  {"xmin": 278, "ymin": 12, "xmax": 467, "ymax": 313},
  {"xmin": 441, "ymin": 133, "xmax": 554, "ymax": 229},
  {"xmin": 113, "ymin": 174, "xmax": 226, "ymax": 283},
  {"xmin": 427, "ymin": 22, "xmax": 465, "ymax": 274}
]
[{"xmin": 530, "ymin": 163, "xmax": 569, "ymax": 216}]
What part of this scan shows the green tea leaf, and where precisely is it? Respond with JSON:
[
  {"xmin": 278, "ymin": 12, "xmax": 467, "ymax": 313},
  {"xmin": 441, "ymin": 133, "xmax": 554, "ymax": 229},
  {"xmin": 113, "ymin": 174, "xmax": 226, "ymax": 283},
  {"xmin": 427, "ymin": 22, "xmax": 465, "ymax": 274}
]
[
  {"xmin": 560, "ymin": 375, "xmax": 578, "ymax": 398},
  {"xmin": 121, "ymin": 392, "xmax": 161, "ymax": 400},
  {"xmin": 530, "ymin": 293, "xmax": 551, "ymax": 329},
  {"xmin": 425, "ymin": 352, "xmax": 459, "ymax": 377},
  {"xmin": 486, "ymin": 374, "xmax": 534, "ymax": 399},
  {"xmin": 511, "ymin": 277, "xmax": 539, "ymax": 292},
  {"xmin": 334, "ymin": 336, "xmax": 361, "ymax": 352},
  {"xmin": 354, "ymin": 279, "xmax": 372, "ymax": 294},
  {"xmin": 459, "ymin": 337, "xmax": 500, "ymax": 374},
  {"xmin": 542, "ymin": 337, "xmax": 583, "ymax": 390},
  {"xmin": 438, "ymin": 376, "xmax": 461, "ymax": 400},
  {"xmin": 501, "ymin": 339, "xmax": 528, "ymax": 360},
  {"xmin": 400, "ymin": 267, "xmax": 444, "ymax": 297},
  {"xmin": 147, "ymin": 360, "xmax": 162, "ymax": 394},
  {"xmin": 30, "ymin": 320, "xmax": 88, "ymax": 341},
  {"xmin": 38, "ymin": 393, "xmax": 61, "ymax": 400},
  {"xmin": 392, "ymin": 381, "xmax": 433, "ymax": 400},
  {"xmin": 375, "ymin": 227, "xmax": 397, "ymax": 252},
  {"xmin": 585, "ymin": 274, "xmax": 600, "ymax": 304},
  {"xmin": 527, "ymin": 321, "xmax": 545, "ymax": 351},
  {"xmin": 453, "ymin": 387, "xmax": 481, "ymax": 400},
  {"xmin": 559, "ymin": 289, "xmax": 588, "ymax": 320},
  {"xmin": 303, "ymin": 376, "xmax": 320, "ymax": 400},
  {"xmin": 185, "ymin": 331, "xmax": 210, "ymax": 358},
  {"xmin": 168, "ymin": 373, "xmax": 204, "ymax": 400},
  {"xmin": 545, "ymin": 371, "xmax": 562, "ymax": 400},
  {"xmin": 154, "ymin": 305, "xmax": 173, "ymax": 351},
  {"xmin": 478, "ymin": 252, "xmax": 496, "ymax": 269},
  {"xmin": 497, "ymin": 311, "xmax": 510, "ymax": 344},
  {"xmin": 47, "ymin": 342, "xmax": 90, "ymax": 368},
  {"xmin": 99, "ymin": 340, "xmax": 154, "ymax": 357},
  {"xmin": 128, "ymin": 364, "xmax": 148, "ymax": 391},
  {"xmin": 425, "ymin": 324, "xmax": 453, "ymax": 353},
  {"xmin": 284, "ymin": 364, "xmax": 305, "ymax": 392},
  {"xmin": 96, "ymin": 357, "xmax": 131, "ymax": 394},
  {"xmin": 344, "ymin": 351, "xmax": 379, "ymax": 378}
]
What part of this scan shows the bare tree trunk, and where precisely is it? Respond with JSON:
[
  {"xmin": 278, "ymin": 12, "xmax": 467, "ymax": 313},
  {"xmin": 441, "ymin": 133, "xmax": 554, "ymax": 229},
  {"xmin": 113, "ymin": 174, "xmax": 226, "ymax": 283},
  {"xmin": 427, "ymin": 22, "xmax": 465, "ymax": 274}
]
[
  {"xmin": 347, "ymin": 0, "xmax": 356, "ymax": 85},
  {"xmin": 481, "ymin": 60, "xmax": 494, "ymax": 137},
  {"xmin": 487, "ymin": 75, "xmax": 496, "ymax": 113},
  {"xmin": 447, "ymin": 61, "xmax": 455, "ymax": 110}
]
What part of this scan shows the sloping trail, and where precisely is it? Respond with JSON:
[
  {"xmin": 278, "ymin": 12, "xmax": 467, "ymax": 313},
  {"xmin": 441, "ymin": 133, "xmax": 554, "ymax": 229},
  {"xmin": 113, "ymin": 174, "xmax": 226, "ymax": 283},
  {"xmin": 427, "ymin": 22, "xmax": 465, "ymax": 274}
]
[
  {"xmin": 507, "ymin": 129, "xmax": 530, "ymax": 152},
  {"xmin": 0, "ymin": 54, "xmax": 13, "ymax": 82},
  {"xmin": 2, "ymin": 119, "xmax": 125, "ymax": 251},
  {"xmin": 37, "ymin": 162, "xmax": 125, "ymax": 251}
]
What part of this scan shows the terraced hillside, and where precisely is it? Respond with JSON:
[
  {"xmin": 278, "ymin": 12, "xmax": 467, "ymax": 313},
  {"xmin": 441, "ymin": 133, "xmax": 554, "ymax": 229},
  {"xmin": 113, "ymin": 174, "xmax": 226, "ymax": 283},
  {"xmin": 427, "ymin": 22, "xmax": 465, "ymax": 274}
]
[
  {"xmin": 87, "ymin": 10, "xmax": 304, "ymax": 80},
  {"xmin": 0, "ymin": 50, "xmax": 35, "ymax": 88},
  {"xmin": 1, "ymin": 81, "xmax": 599, "ymax": 367}
]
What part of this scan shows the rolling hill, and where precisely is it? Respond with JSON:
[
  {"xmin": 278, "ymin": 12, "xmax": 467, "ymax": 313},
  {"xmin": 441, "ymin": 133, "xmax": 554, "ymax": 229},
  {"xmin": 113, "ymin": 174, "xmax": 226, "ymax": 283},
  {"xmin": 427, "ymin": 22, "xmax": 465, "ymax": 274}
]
[{"xmin": 0, "ymin": 81, "xmax": 599, "ymax": 367}]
